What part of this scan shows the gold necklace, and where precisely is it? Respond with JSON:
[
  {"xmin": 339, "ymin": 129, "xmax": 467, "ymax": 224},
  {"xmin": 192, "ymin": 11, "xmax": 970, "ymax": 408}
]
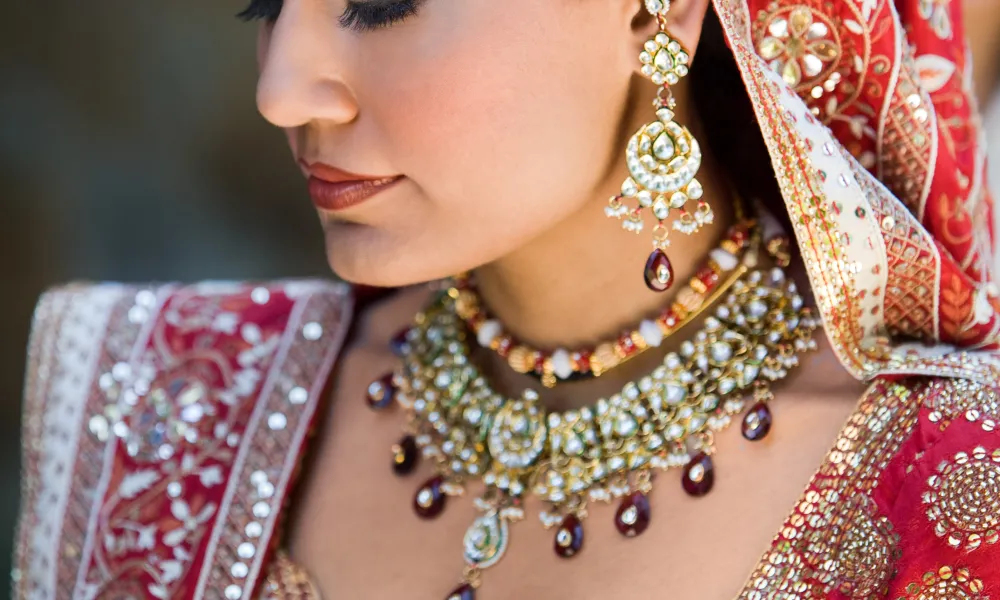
[
  {"xmin": 449, "ymin": 221, "xmax": 756, "ymax": 387},
  {"xmin": 365, "ymin": 251, "xmax": 817, "ymax": 599}
]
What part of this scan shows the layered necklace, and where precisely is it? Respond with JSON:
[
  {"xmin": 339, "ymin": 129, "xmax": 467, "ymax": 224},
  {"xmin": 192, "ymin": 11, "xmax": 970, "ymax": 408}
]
[
  {"xmin": 450, "ymin": 223, "xmax": 753, "ymax": 387},
  {"xmin": 365, "ymin": 226, "xmax": 818, "ymax": 600}
]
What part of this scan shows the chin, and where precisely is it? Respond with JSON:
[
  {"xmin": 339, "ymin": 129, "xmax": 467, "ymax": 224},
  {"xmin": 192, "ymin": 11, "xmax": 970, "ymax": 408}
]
[{"xmin": 321, "ymin": 220, "xmax": 454, "ymax": 288}]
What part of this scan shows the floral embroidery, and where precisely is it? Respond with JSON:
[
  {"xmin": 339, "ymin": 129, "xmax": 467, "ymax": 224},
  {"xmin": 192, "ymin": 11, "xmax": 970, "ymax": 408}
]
[
  {"xmin": 756, "ymin": 6, "xmax": 839, "ymax": 88},
  {"xmin": 923, "ymin": 446, "xmax": 1000, "ymax": 551},
  {"xmin": 918, "ymin": 0, "xmax": 953, "ymax": 41},
  {"xmin": 14, "ymin": 282, "xmax": 352, "ymax": 600},
  {"xmin": 163, "ymin": 499, "xmax": 218, "ymax": 547},
  {"xmin": 915, "ymin": 54, "xmax": 958, "ymax": 93}
]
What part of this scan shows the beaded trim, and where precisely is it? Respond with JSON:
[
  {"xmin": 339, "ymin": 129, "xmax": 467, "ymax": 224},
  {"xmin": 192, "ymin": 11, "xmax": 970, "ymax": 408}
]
[
  {"xmin": 452, "ymin": 222, "xmax": 756, "ymax": 387},
  {"xmin": 371, "ymin": 256, "xmax": 818, "ymax": 598}
]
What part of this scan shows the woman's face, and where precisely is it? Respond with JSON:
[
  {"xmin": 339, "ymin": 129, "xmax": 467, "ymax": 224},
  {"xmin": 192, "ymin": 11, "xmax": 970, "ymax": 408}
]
[{"xmin": 255, "ymin": 0, "xmax": 660, "ymax": 286}]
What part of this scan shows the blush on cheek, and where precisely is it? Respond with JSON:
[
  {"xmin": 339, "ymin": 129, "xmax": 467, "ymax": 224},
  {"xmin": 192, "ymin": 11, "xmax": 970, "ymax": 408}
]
[
  {"xmin": 312, "ymin": 0, "xmax": 630, "ymax": 284},
  {"xmin": 367, "ymin": 4, "xmax": 616, "ymax": 225}
]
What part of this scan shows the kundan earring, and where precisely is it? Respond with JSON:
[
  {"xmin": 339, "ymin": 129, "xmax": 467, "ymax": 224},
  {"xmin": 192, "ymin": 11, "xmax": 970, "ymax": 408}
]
[{"xmin": 605, "ymin": 0, "xmax": 710, "ymax": 292}]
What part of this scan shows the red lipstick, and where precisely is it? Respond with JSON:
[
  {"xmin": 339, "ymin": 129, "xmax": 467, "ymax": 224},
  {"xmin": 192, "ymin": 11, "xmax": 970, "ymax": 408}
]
[{"xmin": 299, "ymin": 159, "xmax": 403, "ymax": 212}]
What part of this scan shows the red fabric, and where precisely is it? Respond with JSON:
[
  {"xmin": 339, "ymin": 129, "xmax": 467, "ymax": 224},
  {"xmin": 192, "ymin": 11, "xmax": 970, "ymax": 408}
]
[
  {"xmin": 747, "ymin": 0, "xmax": 998, "ymax": 346},
  {"xmin": 877, "ymin": 410, "xmax": 1000, "ymax": 596}
]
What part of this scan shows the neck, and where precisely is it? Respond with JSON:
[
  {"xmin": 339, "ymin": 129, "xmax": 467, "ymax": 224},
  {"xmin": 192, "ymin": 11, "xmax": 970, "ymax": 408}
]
[{"xmin": 472, "ymin": 81, "xmax": 737, "ymax": 410}]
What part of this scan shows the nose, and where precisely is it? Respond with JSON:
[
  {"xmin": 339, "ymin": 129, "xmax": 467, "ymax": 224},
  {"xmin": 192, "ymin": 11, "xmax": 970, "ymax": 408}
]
[{"xmin": 255, "ymin": 9, "xmax": 360, "ymax": 129}]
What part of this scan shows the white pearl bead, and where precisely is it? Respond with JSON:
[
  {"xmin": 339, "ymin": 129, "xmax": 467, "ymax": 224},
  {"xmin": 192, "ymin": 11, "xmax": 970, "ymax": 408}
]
[
  {"xmin": 477, "ymin": 320, "xmax": 502, "ymax": 347},
  {"xmin": 639, "ymin": 320, "xmax": 663, "ymax": 347},
  {"xmin": 710, "ymin": 248, "xmax": 739, "ymax": 271},
  {"xmin": 551, "ymin": 349, "xmax": 574, "ymax": 380}
]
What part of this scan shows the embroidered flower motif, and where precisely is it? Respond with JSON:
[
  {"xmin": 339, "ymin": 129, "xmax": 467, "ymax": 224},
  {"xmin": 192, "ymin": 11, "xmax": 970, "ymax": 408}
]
[
  {"xmin": 162, "ymin": 499, "xmax": 217, "ymax": 547},
  {"xmin": 972, "ymin": 289, "xmax": 994, "ymax": 326},
  {"xmin": 149, "ymin": 547, "xmax": 193, "ymax": 598},
  {"xmin": 918, "ymin": 0, "xmax": 953, "ymax": 40},
  {"xmin": 923, "ymin": 446, "xmax": 1000, "ymax": 551},
  {"xmin": 758, "ymin": 7, "xmax": 840, "ymax": 88}
]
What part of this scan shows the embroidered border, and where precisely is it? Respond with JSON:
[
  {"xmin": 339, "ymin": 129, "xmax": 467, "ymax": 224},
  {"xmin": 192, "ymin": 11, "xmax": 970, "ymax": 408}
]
[
  {"xmin": 13, "ymin": 285, "xmax": 134, "ymax": 600},
  {"xmin": 737, "ymin": 380, "xmax": 925, "ymax": 598},
  {"xmin": 14, "ymin": 280, "xmax": 353, "ymax": 600},
  {"xmin": 716, "ymin": 0, "xmax": 890, "ymax": 378},
  {"xmin": 196, "ymin": 285, "xmax": 352, "ymax": 600}
]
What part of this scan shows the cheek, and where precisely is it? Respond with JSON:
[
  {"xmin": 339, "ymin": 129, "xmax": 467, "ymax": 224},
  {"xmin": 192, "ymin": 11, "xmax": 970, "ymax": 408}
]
[{"xmin": 370, "ymin": 3, "xmax": 628, "ymax": 240}]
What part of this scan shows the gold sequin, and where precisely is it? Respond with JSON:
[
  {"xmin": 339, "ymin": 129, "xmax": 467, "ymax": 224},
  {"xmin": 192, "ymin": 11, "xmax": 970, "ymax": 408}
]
[
  {"xmin": 924, "ymin": 446, "xmax": 1000, "ymax": 551},
  {"xmin": 834, "ymin": 496, "xmax": 901, "ymax": 598},
  {"xmin": 260, "ymin": 552, "xmax": 321, "ymax": 600},
  {"xmin": 924, "ymin": 378, "xmax": 1000, "ymax": 421},
  {"xmin": 896, "ymin": 566, "xmax": 985, "ymax": 599}
]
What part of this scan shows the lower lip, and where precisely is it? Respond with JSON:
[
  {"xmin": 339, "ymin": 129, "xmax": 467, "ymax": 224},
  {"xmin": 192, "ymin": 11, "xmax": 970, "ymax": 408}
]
[{"xmin": 308, "ymin": 176, "xmax": 403, "ymax": 211}]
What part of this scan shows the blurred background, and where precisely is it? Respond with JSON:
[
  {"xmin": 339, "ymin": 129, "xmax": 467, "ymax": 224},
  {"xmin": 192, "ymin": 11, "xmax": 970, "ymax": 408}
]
[
  {"xmin": 0, "ymin": 2, "xmax": 328, "ymax": 592},
  {"xmin": 2, "ymin": 2, "xmax": 1000, "ymax": 598}
]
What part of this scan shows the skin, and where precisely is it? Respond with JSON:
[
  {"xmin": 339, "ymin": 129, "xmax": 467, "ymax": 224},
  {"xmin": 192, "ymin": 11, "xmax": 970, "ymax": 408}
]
[
  {"xmin": 964, "ymin": 0, "xmax": 1000, "ymax": 102},
  {"xmin": 255, "ymin": 0, "xmax": 868, "ymax": 596}
]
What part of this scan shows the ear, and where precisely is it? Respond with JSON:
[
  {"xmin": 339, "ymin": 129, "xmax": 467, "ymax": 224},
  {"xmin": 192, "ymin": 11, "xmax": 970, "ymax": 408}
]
[{"xmin": 627, "ymin": 0, "xmax": 712, "ymax": 61}]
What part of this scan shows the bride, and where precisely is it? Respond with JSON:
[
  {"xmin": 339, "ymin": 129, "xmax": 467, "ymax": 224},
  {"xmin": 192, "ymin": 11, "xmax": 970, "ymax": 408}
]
[{"xmin": 14, "ymin": 0, "xmax": 1000, "ymax": 598}]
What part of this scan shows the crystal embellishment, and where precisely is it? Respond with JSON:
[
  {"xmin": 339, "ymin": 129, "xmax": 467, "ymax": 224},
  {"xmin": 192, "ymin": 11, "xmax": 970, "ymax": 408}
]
[
  {"xmin": 554, "ymin": 514, "xmax": 584, "ymax": 558},
  {"xmin": 742, "ymin": 402, "xmax": 773, "ymax": 441},
  {"xmin": 414, "ymin": 475, "xmax": 447, "ymax": 519},
  {"xmin": 386, "ymin": 257, "xmax": 818, "ymax": 596},
  {"xmin": 615, "ymin": 492, "xmax": 652, "ymax": 537},
  {"xmin": 644, "ymin": 249, "xmax": 675, "ymax": 292},
  {"xmin": 463, "ymin": 512, "xmax": 509, "ymax": 569},
  {"xmin": 366, "ymin": 373, "xmax": 396, "ymax": 410}
]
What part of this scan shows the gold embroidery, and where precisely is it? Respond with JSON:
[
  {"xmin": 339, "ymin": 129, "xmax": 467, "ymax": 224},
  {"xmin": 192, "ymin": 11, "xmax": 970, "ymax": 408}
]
[
  {"xmin": 879, "ymin": 48, "xmax": 935, "ymax": 219},
  {"xmin": 880, "ymin": 350, "xmax": 1000, "ymax": 386},
  {"xmin": 738, "ymin": 381, "xmax": 924, "ymax": 598},
  {"xmin": 897, "ymin": 566, "xmax": 986, "ymax": 599},
  {"xmin": 924, "ymin": 446, "xmax": 1000, "ymax": 551},
  {"xmin": 923, "ymin": 378, "xmax": 1000, "ymax": 420},
  {"xmin": 834, "ymin": 496, "xmax": 901, "ymax": 598},
  {"xmin": 260, "ymin": 553, "xmax": 321, "ymax": 600},
  {"xmin": 755, "ymin": 6, "xmax": 840, "ymax": 88},
  {"xmin": 847, "ymin": 157, "xmax": 939, "ymax": 340},
  {"xmin": 941, "ymin": 273, "xmax": 979, "ymax": 342}
]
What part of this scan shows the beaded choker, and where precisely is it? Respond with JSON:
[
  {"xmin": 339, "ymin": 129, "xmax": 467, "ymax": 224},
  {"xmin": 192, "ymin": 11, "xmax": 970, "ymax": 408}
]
[
  {"xmin": 450, "ymin": 222, "xmax": 755, "ymax": 387},
  {"xmin": 365, "ymin": 254, "xmax": 817, "ymax": 600}
]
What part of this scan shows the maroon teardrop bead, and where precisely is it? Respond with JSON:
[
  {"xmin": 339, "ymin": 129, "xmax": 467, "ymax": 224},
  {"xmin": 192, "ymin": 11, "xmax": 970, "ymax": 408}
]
[
  {"xmin": 445, "ymin": 584, "xmax": 475, "ymax": 600},
  {"xmin": 554, "ymin": 514, "xmax": 584, "ymax": 558},
  {"xmin": 643, "ymin": 249, "xmax": 675, "ymax": 292},
  {"xmin": 413, "ymin": 475, "xmax": 447, "ymax": 519},
  {"xmin": 365, "ymin": 373, "xmax": 396, "ymax": 411},
  {"xmin": 682, "ymin": 452, "xmax": 715, "ymax": 497},
  {"xmin": 614, "ymin": 492, "xmax": 651, "ymax": 537},
  {"xmin": 741, "ymin": 401, "xmax": 773, "ymax": 441},
  {"xmin": 392, "ymin": 435, "xmax": 419, "ymax": 476}
]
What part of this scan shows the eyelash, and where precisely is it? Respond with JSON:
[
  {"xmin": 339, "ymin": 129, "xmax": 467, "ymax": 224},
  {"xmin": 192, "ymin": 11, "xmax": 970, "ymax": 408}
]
[{"xmin": 237, "ymin": 0, "xmax": 422, "ymax": 32}]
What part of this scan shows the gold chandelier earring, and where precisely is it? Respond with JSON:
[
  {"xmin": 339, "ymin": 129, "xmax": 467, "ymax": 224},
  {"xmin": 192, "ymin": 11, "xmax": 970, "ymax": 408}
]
[{"xmin": 605, "ymin": 0, "xmax": 710, "ymax": 292}]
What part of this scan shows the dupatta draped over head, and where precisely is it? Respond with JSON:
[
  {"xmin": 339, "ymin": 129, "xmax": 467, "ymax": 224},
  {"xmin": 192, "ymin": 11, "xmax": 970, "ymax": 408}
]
[
  {"xmin": 13, "ymin": 1, "xmax": 1000, "ymax": 599},
  {"xmin": 727, "ymin": 0, "xmax": 1000, "ymax": 376}
]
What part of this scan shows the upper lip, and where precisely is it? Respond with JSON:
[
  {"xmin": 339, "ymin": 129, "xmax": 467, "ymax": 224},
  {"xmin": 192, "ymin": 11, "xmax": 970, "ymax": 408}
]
[{"xmin": 298, "ymin": 159, "xmax": 400, "ymax": 184}]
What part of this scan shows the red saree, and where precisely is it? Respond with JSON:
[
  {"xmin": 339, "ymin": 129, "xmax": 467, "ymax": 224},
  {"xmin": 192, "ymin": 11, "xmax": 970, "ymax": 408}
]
[{"xmin": 13, "ymin": 0, "xmax": 1000, "ymax": 598}]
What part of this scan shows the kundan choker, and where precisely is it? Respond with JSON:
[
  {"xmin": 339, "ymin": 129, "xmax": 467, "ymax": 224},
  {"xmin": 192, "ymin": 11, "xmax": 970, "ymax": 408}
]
[
  {"xmin": 450, "ymin": 222, "xmax": 756, "ymax": 387},
  {"xmin": 364, "ymin": 241, "xmax": 818, "ymax": 599}
]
